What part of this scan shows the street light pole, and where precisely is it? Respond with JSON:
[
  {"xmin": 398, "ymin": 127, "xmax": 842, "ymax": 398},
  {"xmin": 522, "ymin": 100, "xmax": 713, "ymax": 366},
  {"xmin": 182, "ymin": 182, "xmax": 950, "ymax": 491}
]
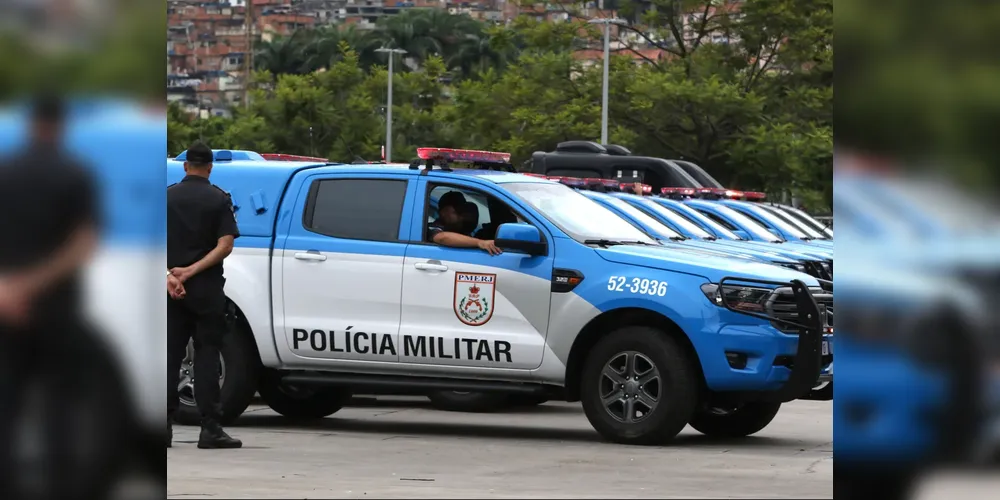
[
  {"xmin": 588, "ymin": 18, "xmax": 627, "ymax": 145},
  {"xmin": 375, "ymin": 47, "xmax": 407, "ymax": 163}
]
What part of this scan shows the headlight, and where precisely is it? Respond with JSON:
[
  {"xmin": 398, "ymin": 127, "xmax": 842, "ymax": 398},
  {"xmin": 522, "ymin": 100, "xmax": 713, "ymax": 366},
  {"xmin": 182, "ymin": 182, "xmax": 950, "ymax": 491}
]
[{"xmin": 700, "ymin": 283, "xmax": 772, "ymax": 313}]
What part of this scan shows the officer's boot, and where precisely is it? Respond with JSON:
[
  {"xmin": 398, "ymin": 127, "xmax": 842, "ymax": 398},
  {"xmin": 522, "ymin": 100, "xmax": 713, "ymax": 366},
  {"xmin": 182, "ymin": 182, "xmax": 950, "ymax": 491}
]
[{"xmin": 197, "ymin": 421, "xmax": 242, "ymax": 449}]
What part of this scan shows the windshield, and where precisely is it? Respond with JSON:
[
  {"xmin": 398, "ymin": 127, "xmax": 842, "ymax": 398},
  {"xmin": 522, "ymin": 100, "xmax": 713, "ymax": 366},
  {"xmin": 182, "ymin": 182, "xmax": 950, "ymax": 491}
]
[
  {"xmin": 598, "ymin": 196, "xmax": 684, "ymax": 240},
  {"xmin": 506, "ymin": 183, "xmax": 656, "ymax": 244},
  {"xmin": 735, "ymin": 203, "xmax": 809, "ymax": 239},
  {"xmin": 634, "ymin": 198, "xmax": 714, "ymax": 239},
  {"xmin": 778, "ymin": 205, "xmax": 833, "ymax": 237},
  {"xmin": 661, "ymin": 201, "xmax": 743, "ymax": 240},
  {"xmin": 699, "ymin": 203, "xmax": 784, "ymax": 242},
  {"xmin": 757, "ymin": 204, "xmax": 827, "ymax": 239}
]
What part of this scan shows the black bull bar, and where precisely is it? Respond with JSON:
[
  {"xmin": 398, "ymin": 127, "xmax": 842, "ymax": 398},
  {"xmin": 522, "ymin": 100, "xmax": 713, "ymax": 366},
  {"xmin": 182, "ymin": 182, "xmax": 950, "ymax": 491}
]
[{"xmin": 717, "ymin": 277, "xmax": 832, "ymax": 403}]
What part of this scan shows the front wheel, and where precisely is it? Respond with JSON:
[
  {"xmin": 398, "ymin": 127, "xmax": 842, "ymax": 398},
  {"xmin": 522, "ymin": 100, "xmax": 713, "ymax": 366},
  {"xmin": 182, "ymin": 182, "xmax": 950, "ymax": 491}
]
[
  {"xmin": 688, "ymin": 401, "xmax": 782, "ymax": 438},
  {"xmin": 258, "ymin": 371, "xmax": 351, "ymax": 420},
  {"xmin": 580, "ymin": 326, "xmax": 699, "ymax": 445}
]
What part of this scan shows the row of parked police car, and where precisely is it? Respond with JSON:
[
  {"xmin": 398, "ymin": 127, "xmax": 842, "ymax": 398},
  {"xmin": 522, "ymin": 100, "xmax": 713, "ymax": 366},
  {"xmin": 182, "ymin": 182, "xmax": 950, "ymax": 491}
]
[{"xmin": 165, "ymin": 140, "xmax": 834, "ymax": 446}]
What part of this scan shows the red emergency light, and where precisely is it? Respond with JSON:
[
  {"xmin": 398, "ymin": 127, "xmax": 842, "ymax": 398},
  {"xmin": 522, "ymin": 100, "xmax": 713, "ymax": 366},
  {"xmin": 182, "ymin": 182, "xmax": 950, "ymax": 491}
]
[
  {"xmin": 660, "ymin": 187, "xmax": 699, "ymax": 197},
  {"xmin": 621, "ymin": 183, "xmax": 652, "ymax": 194},
  {"xmin": 521, "ymin": 172, "xmax": 549, "ymax": 178},
  {"xmin": 558, "ymin": 177, "xmax": 587, "ymax": 187},
  {"xmin": 261, "ymin": 153, "xmax": 329, "ymax": 162},
  {"xmin": 744, "ymin": 191, "xmax": 767, "ymax": 200},
  {"xmin": 416, "ymin": 147, "xmax": 511, "ymax": 164},
  {"xmin": 694, "ymin": 188, "xmax": 746, "ymax": 199}
]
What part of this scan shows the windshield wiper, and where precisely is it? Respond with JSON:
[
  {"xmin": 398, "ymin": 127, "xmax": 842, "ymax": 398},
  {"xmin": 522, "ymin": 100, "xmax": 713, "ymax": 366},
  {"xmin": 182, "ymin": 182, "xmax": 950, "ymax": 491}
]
[
  {"xmin": 584, "ymin": 239, "xmax": 651, "ymax": 247},
  {"xmin": 668, "ymin": 236, "xmax": 687, "ymax": 241},
  {"xmin": 703, "ymin": 236, "xmax": 718, "ymax": 241},
  {"xmin": 584, "ymin": 239, "xmax": 625, "ymax": 247}
]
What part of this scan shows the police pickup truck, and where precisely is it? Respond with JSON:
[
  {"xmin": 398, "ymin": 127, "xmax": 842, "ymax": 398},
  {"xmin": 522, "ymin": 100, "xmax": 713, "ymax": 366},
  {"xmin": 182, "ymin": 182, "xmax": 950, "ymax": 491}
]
[{"xmin": 167, "ymin": 147, "xmax": 833, "ymax": 445}]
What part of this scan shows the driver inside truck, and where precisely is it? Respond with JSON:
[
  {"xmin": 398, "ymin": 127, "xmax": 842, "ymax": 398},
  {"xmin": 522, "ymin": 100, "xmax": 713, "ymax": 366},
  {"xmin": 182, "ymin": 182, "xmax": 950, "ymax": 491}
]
[{"xmin": 428, "ymin": 191, "xmax": 502, "ymax": 255}]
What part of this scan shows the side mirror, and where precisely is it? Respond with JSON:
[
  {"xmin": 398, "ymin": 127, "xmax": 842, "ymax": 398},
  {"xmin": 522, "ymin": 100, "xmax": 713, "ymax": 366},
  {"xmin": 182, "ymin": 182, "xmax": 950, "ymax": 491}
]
[
  {"xmin": 215, "ymin": 150, "xmax": 233, "ymax": 162},
  {"xmin": 733, "ymin": 230, "xmax": 750, "ymax": 240},
  {"xmin": 495, "ymin": 223, "xmax": 546, "ymax": 256}
]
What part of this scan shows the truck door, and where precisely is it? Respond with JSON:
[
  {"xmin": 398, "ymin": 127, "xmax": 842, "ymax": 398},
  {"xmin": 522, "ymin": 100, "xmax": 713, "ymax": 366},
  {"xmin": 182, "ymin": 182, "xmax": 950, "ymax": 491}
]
[
  {"xmin": 397, "ymin": 178, "xmax": 554, "ymax": 371},
  {"xmin": 274, "ymin": 172, "xmax": 416, "ymax": 367}
]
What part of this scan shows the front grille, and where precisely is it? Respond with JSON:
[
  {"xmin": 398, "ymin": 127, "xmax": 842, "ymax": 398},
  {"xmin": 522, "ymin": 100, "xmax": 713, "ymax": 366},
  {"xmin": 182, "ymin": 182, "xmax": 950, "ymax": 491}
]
[
  {"xmin": 766, "ymin": 286, "xmax": 833, "ymax": 335},
  {"xmin": 802, "ymin": 261, "xmax": 825, "ymax": 280}
]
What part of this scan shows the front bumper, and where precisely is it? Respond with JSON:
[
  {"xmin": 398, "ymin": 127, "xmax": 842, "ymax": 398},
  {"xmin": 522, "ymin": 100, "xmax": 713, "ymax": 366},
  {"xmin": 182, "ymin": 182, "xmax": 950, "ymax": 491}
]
[{"xmin": 706, "ymin": 277, "xmax": 833, "ymax": 402}]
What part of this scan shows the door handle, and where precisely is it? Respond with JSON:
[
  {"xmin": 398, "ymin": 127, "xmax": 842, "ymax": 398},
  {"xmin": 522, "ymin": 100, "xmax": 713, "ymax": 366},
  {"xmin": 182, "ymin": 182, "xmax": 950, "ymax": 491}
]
[
  {"xmin": 294, "ymin": 251, "xmax": 327, "ymax": 262},
  {"xmin": 414, "ymin": 262, "xmax": 448, "ymax": 272}
]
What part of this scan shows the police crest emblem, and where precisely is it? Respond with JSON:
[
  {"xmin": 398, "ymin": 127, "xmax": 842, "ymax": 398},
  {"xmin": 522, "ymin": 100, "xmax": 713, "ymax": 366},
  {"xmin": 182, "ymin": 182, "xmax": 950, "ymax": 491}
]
[{"xmin": 454, "ymin": 272, "xmax": 496, "ymax": 326}]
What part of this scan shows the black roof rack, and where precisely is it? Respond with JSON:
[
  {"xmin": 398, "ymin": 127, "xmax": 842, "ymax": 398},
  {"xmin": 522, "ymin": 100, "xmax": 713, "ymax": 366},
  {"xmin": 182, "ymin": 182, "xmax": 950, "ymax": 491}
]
[
  {"xmin": 555, "ymin": 140, "xmax": 607, "ymax": 154},
  {"xmin": 602, "ymin": 144, "xmax": 632, "ymax": 156}
]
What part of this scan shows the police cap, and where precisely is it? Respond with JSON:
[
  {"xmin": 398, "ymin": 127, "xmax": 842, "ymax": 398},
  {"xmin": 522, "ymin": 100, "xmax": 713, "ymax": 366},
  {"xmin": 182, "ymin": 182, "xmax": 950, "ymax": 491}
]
[{"xmin": 186, "ymin": 142, "xmax": 213, "ymax": 165}]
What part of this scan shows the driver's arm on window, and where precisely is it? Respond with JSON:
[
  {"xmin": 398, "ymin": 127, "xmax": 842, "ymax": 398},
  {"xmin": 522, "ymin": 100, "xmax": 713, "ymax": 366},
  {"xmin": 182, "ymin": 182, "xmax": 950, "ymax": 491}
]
[{"xmin": 431, "ymin": 231, "xmax": 502, "ymax": 256}]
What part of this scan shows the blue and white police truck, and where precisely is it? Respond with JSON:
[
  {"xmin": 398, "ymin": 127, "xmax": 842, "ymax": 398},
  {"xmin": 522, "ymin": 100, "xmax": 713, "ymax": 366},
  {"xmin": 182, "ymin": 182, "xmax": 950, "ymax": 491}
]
[{"xmin": 167, "ymin": 147, "xmax": 833, "ymax": 445}]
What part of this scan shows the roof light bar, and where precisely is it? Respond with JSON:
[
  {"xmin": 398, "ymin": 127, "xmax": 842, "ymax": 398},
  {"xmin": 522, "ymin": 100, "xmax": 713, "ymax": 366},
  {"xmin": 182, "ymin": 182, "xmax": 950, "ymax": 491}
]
[
  {"xmin": 521, "ymin": 173, "xmax": 549, "ymax": 178},
  {"xmin": 660, "ymin": 187, "xmax": 696, "ymax": 198},
  {"xmin": 261, "ymin": 153, "xmax": 329, "ymax": 162},
  {"xmin": 621, "ymin": 183, "xmax": 652, "ymax": 194},
  {"xmin": 416, "ymin": 147, "xmax": 511, "ymax": 164},
  {"xmin": 744, "ymin": 191, "xmax": 767, "ymax": 200},
  {"xmin": 559, "ymin": 177, "xmax": 587, "ymax": 187}
]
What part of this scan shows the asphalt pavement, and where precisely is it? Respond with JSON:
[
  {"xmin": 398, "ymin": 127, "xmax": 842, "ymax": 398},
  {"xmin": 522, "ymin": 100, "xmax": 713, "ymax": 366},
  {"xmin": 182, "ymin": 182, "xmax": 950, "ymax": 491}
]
[{"xmin": 167, "ymin": 397, "xmax": 832, "ymax": 499}]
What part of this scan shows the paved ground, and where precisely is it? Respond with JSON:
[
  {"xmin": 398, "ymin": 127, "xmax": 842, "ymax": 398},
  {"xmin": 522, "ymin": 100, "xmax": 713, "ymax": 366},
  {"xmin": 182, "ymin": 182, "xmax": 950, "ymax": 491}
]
[{"xmin": 167, "ymin": 397, "xmax": 832, "ymax": 499}]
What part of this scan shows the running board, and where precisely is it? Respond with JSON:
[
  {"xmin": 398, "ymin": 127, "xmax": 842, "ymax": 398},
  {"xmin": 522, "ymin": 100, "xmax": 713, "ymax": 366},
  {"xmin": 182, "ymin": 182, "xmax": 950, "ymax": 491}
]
[{"xmin": 281, "ymin": 371, "xmax": 552, "ymax": 396}]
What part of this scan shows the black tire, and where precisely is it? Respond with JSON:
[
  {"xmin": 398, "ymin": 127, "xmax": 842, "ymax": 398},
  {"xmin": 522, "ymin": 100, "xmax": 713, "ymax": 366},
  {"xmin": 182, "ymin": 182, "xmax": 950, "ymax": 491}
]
[
  {"xmin": 509, "ymin": 393, "xmax": 550, "ymax": 407},
  {"xmin": 688, "ymin": 401, "xmax": 782, "ymax": 438},
  {"xmin": 258, "ymin": 371, "xmax": 351, "ymax": 419},
  {"xmin": 174, "ymin": 329, "xmax": 260, "ymax": 426},
  {"xmin": 580, "ymin": 326, "xmax": 699, "ymax": 445},
  {"xmin": 427, "ymin": 391, "xmax": 512, "ymax": 412}
]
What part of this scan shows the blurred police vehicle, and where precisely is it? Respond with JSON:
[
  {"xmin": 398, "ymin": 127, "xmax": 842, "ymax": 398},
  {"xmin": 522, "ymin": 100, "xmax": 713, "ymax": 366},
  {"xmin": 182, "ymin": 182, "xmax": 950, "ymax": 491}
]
[{"xmin": 833, "ymin": 160, "xmax": 998, "ymax": 498}]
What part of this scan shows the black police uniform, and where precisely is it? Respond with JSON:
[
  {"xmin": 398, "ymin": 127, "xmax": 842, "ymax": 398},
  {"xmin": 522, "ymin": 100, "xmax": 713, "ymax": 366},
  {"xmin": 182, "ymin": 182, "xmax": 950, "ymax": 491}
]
[{"xmin": 166, "ymin": 170, "xmax": 240, "ymax": 445}]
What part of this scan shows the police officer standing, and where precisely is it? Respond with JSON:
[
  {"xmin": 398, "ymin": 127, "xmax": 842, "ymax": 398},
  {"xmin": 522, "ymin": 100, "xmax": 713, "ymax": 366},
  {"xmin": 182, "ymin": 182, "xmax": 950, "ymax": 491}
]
[{"xmin": 167, "ymin": 142, "xmax": 242, "ymax": 449}]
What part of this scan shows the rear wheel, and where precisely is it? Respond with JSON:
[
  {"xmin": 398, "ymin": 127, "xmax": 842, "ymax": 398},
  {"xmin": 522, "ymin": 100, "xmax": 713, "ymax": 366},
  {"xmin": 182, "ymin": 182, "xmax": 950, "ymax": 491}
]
[
  {"xmin": 258, "ymin": 371, "xmax": 351, "ymax": 420},
  {"xmin": 427, "ymin": 391, "xmax": 512, "ymax": 412},
  {"xmin": 688, "ymin": 401, "xmax": 782, "ymax": 438},
  {"xmin": 580, "ymin": 326, "xmax": 699, "ymax": 445},
  {"xmin": 174, "ymin": 330, "xmax": 259, "ymax": 426}
]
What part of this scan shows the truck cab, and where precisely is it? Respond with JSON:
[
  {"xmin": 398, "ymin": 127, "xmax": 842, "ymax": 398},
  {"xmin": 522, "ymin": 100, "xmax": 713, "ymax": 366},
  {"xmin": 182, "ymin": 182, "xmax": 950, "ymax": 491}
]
[
  {"xmin": 167, "ymin": 148, "xmax": 833, "ymax": 445},
  {"xmin": 684, "ymin": 199, "xmax": 834, "ymax": 261}
]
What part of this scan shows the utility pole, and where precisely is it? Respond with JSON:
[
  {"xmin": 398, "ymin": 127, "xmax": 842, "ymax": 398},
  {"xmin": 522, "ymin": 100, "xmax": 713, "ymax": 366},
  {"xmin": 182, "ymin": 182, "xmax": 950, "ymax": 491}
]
[
  {"xmin": 588, "ymin": 18, "xmax": 627, "ymax": 145},
  {"xmin": 375, "ymin": 47, "xmax": 407, "ymax": 162},
  {"xmin": 244, "ymin": 0, "xmax": 255, "ymax": 109}
]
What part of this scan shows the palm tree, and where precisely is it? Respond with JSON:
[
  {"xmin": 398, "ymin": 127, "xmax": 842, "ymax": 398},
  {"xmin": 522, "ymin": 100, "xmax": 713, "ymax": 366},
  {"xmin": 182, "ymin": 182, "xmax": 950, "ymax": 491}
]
[
  {"xmin": 302, "ymin": 25, "xmax": 381, "ymax": 72},
  {"xmin": 254, "ymin": 30, "xmax": 313, "ymax": 75}
]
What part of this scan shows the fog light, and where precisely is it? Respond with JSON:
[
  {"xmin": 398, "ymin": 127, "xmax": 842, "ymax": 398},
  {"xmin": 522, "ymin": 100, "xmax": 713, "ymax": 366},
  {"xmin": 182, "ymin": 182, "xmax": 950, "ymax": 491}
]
[{"xmin": 725, "ymin": 351, "xmax": 748, "ymax": 369}]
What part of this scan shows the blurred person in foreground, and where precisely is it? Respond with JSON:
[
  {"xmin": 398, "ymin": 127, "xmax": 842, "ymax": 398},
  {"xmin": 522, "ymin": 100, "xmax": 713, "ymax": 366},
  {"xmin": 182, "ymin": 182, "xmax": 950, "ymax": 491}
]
[
  {"xmin": 0, "ymin": 96, "xmax": 125, "ymax": 499},
  {"xmin": 167, "ymin": 141, "xmax": 242, "ymax": 449}
]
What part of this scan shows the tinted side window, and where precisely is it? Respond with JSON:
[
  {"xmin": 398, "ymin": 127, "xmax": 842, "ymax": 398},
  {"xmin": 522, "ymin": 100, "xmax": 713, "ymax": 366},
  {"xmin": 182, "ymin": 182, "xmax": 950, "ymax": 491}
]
[
  {"xmin": 738, "ymin": 210, "xmax": 774, "ymax": 230},
  {"xmin": 700, "ymin": 210, "xmax": 738, "ymax": 231},
  {"xmin": 304, "ymin": 179, "xmax": 407, "ymax": 241}
]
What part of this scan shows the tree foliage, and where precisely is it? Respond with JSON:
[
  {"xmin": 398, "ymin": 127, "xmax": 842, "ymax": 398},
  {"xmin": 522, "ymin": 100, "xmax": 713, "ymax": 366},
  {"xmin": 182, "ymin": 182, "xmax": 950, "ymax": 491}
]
[{"xmin": 170, "ymin": 1, "xmax": 833, "ymax": 207}]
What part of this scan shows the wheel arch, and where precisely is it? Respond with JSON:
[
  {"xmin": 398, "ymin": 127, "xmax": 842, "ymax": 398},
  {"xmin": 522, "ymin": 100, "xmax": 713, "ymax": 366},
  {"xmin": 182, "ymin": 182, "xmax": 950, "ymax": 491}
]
[
  {"xmin": 225, "ymin": 296, "xmax": 264, "ymax": 368},
  {"xmin": 562, "ymin": 307, "xmax": 706, "ymax": 402}
]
